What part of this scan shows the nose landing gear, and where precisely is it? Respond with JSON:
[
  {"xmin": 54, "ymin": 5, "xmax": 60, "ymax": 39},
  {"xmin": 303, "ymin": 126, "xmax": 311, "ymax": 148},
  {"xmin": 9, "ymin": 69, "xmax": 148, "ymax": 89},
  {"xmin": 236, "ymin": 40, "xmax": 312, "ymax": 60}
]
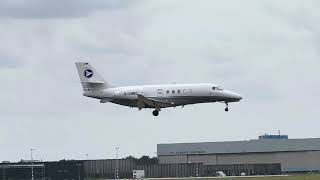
[
  {"xmin": 225, "ymin": 102, "xmax": 229, "ymax": 112},
  {"xmin": 152, "ymin": 110, "xmax": 159, "ymax": 116}
]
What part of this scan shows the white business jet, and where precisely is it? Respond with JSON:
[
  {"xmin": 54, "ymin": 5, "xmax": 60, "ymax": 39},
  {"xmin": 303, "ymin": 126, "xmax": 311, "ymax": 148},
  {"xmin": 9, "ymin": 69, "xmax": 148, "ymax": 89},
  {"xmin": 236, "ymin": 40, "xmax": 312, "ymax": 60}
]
[{"xmin": 75, "ymin": 62, "xmax": 242, "ymax": 116}]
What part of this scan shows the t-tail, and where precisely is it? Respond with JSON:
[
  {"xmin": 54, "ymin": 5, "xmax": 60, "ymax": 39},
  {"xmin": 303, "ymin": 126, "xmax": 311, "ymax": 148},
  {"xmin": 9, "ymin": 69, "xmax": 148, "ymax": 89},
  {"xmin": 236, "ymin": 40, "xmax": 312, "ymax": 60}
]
[{"xmin": 75, "ymin": 62, "xmax": 111, "ymax": 91}]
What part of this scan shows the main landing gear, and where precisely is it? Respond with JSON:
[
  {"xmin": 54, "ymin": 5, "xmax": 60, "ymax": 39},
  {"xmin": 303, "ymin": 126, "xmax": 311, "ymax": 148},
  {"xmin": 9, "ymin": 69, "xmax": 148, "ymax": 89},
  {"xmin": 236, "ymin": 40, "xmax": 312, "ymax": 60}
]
[
  {"xmin": 152, "ymin": 110, "xmax": 159, "ymax": 116},
  {"xmin": 225, "ymin": 102, "xmax": 229, "ymax": 112}
]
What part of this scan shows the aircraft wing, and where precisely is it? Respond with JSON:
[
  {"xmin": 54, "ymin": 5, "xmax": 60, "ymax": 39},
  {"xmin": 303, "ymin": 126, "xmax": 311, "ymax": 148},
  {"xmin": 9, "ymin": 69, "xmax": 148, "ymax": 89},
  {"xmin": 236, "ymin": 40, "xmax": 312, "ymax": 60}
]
[
  {"xmin": 100, "ymin": 98, "xmax": 113, "ymax": 103},
  {"xmin": 81, "ymin": 81, "xmax": 105, "ymax": 84},
  {"xmin": 137, "ymin": 94, "xmax": 174, "ymax": 110}
]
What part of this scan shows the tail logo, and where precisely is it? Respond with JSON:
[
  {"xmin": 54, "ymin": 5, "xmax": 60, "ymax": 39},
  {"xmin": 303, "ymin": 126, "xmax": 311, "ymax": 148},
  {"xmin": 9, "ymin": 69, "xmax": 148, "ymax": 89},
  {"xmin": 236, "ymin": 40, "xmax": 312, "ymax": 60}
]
[{"xmin": 84, "ymin": 69, "xmax": 93, "ymax": 78}]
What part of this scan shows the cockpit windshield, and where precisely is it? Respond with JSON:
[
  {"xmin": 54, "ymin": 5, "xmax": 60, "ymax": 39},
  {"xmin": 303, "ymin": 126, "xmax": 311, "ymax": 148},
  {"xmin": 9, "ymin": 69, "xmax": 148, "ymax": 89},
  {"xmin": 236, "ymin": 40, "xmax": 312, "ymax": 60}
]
[{"xmin": 212, "ymin": 86, "xmax": 223, "ymax": 91}]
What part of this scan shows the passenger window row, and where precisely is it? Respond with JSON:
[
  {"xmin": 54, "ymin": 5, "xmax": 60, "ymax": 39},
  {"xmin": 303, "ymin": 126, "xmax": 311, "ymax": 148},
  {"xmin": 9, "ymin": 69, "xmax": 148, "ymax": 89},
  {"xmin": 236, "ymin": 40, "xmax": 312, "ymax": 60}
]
[{"xmin": 166, "ymin": 89, "xmax": 192, "ymax": 94}]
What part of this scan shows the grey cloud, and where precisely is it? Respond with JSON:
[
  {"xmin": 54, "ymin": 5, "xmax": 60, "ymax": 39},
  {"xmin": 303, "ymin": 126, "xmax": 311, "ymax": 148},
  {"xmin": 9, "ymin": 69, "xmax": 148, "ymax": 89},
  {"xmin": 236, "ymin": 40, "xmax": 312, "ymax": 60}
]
[
  {"xmin": 0, "ymin": 0, "xmax": 130, "ymax": 19},
  {"xmin": 1, "ymin": 0, "xmax": 320, "ymax": 161},
  {"xmin": 0, "ymin": 54, "xmax": 23, "ymax": 68}
]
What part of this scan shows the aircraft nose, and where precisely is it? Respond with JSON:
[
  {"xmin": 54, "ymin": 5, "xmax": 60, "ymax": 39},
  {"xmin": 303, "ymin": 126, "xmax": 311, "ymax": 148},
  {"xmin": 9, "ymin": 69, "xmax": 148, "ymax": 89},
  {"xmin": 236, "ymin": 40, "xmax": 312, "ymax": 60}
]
[
  {"xmin": 233, "ymin": 93, "xmax": 243, "ymax": 101},
  {"xmin": 224, "ymin": 91, "xmax": 243, "ymax": 102},
  {"xmin": 235, "ymin": 94, "xmax": 243, "ymax": 101}
]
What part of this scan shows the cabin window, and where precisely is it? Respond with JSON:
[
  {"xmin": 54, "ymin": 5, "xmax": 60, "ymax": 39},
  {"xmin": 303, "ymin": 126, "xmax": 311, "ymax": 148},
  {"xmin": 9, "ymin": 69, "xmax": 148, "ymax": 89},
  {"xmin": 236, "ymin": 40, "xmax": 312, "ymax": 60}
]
[
  {"xmin": 183, "ymin": 89, "xmax": 187, "ymax": 94},
  {"xmin": 177, "ymin": 89, "xmax": 181, "ymax": 94},
  {"xmin": 212, "ymin": 87, "xmax": 216, "ymax": 90},
  {"xmin": 172, "ymin": 90, "xmax": 175, "ymax": 94},
  {"xmin": 166, "ymin": 90, "xmax": 170, "ymax": 94},
  {"xmin": 189, "ymin": 89, "xmax": 192, "ymax": 94}
]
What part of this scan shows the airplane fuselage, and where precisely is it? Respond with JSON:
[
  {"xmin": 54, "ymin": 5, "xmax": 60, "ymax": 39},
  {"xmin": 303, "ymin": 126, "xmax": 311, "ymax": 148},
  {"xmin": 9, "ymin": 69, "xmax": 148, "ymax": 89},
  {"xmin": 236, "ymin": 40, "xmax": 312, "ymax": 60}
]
[
  {"xmin": 83, "ymin": 83, "xmax": 242, "ymax": 108},
  {"xmin": 75, "ymin": 62, "xmax": 243, "ymax": 116}
]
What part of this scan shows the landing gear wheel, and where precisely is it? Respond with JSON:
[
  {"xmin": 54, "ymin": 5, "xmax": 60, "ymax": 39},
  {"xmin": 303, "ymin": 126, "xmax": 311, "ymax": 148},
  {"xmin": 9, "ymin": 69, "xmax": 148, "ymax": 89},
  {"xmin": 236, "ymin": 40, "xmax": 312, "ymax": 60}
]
[
  {"xmin": 225, "ymin": 102, "xmax": 229, "ymax": 112},
  {"xmin": 152, "ymin": 110, "xmax": 159, "ymax": 116}
]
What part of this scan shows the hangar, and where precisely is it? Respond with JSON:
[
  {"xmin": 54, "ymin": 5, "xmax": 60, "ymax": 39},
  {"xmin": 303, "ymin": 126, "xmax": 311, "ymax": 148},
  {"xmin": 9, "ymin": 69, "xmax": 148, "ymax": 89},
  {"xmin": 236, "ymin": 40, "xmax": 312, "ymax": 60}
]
[{"xmin": 157, "ymin": 136, "xmax": 320, "ymax": 172}]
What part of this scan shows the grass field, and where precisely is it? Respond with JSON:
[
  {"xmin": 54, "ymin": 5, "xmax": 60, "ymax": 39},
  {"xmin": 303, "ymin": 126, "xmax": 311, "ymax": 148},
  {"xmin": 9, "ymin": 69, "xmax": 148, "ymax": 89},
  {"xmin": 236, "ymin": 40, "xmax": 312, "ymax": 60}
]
[
  {"xmin": 225, "ymin": 174, "xmax": 320, "ymax": 180},
  {"xmin": 145, "ymin": 174, "xmax": 320, "ymax": 180}
]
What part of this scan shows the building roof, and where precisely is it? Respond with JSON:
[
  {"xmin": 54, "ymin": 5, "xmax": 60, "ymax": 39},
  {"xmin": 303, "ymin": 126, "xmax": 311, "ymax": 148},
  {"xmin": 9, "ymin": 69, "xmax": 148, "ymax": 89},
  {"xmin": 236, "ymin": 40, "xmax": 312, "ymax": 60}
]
[{"xmin": 157, "ymin": 138, "xmax": 320, "ymax": 156}]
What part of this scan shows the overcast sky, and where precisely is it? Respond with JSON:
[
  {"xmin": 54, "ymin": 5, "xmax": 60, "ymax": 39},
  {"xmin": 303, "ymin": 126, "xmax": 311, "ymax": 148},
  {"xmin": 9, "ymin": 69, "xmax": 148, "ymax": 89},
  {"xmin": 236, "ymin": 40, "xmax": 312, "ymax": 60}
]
[{"xmin": 1, "ymin": 0, "xmax": 320, "ymax": 162}]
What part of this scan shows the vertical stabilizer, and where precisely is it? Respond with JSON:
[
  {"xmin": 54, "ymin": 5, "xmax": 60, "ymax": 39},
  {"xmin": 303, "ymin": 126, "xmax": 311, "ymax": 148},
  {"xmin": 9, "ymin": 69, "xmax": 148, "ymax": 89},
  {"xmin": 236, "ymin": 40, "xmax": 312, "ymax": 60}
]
[{"xmin": 75, "ymin": 62, "xmax": 111, "ymax": 90}]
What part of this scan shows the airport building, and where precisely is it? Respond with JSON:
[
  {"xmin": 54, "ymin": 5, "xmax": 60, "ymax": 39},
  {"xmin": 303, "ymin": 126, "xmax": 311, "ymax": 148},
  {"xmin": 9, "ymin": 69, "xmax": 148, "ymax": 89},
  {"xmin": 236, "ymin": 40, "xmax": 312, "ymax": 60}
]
[
  {"xmin": 0, "ymin": 160, "xmax": 84, "ymax": 180},
  {"xmin": 157, "ymin": 136, "xmax": 320, "ymax": 172},
  {"xmin": 1, "ymin": 135, "xmax": 319, "ymax": 179},
  {"xmin": 0, "ymin": 159, "xmax": 280, "ymax": 180}
]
